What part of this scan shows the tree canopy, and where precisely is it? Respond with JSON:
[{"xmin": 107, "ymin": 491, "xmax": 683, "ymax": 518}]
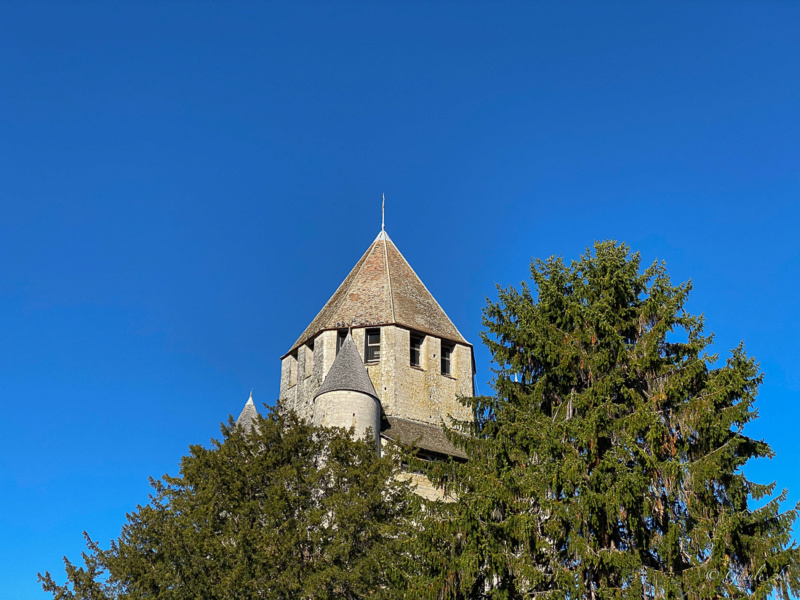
[
  {"xmin": 43, "ymin": 241, "xmax": 800, "ymax": 600},
  {"xmin": 40, "ymin": 410, "xmax": 416, "ymax": 600},
  {"xmin": 419, "ymin": 241, "xmax": 800, "ymax": 600}
]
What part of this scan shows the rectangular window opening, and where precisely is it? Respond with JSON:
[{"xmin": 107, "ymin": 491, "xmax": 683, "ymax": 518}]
[
  {"xmin": 336, "ymin": 330, "xmax": 348, "ymax": 354},
  {"xmin": 410, "ymin": 333, "xmax": 424, "ymax": 367},
  {"xmin": 365, "ymin": 328, "xmax": 380, "ymax": 363},
  {"xmin": 441, "ymin": 342, "xmax": 454, "ymax": 376}
]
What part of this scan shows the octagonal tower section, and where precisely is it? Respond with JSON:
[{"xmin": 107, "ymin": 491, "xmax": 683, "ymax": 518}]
[{"xmin": 279, "ymin": 229, "xmax": 474, "ymax": 461}]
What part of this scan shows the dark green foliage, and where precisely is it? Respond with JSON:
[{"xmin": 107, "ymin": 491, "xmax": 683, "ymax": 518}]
[
  {"xmin": 42, "ymin": 241, "xmax": 800, "ymax": 600},
  {"xmin": 420, "ymin": 241, "xmax": 800, "ymax": 600},
  {"xmin": 39, "ymin": 410, "xmax": 415, "ymax": 600}
]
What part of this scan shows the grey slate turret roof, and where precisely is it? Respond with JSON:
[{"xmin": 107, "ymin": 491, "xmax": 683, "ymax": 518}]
[
  {"xmin": 235, "ymin": 391, "xmax": 259, "ymax": 434},
  {"xmin": 285, "ymin": 230, "xmax": 468, "ymax": 356},
  {"xmin": 314, "ymin": 334, "xmax": 379, "ymax": 401}
]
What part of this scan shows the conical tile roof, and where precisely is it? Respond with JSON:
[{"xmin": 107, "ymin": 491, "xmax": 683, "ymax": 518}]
[
  {"xmin": 235, "ymin": 391, "xmax": 259, "ymax": 434},
  {"xmin": 314, "ymin": 333, "xmax": 379, "ymax": 400},
  {"xmin": 287, "ymin": 231, "xmax": 468, "ymax": 355}
]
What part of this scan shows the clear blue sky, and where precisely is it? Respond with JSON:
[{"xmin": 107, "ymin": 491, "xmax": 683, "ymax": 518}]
[{"xmin": 1, "ymin": 2, "xmax": 798, "ymax": 598}]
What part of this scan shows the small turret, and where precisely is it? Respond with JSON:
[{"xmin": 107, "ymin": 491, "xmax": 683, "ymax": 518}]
[
  {"xmin": 235, "ymin": 390, "xmax": 259, "ymax": 434},
  {"xmin": 313, "ymin": 333, "xmax": 381, "ymax": 448}
]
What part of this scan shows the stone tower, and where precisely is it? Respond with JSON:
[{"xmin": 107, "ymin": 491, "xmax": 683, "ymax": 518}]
[{"xmin": 278, "ymin": 228, "xmax": 474, "ymax": 461}]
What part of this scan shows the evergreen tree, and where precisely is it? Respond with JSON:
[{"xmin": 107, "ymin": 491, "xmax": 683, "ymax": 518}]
[
  {"xmin": 40, "ymin": 409, "xmax": 415, "ymax": 600},
  {"xmin": 420, "ymin": 241, "xmax": 800, "ymax": 600}
]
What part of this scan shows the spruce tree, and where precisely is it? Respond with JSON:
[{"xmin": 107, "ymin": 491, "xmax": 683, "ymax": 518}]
[
  {"xmin": 420, "ymin": 241, "xmax": 800, "ymax": 600},
  {"xmin": 40, "ymin": 410, "xmax": 416, "ymax": 600}
]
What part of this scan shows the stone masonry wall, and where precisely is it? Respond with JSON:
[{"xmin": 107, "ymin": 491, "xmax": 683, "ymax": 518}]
[
  {"xmin": 280, "ymin": 329, "xmax": 337, "ymax": 420},
  {"xmin": 280, "ymin": 324, "xmax": 473, "ymax": 427},
  {"xmin": 367, "ymin": 325, "xmax": 473, "ymax": 426},
  {"xmin": 313, "ymin": 389, "xmax": 381, "ymax": 447}
]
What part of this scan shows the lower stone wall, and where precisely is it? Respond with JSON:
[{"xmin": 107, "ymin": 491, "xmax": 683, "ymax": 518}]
[{"xmin": 395, "ymin": 471, "xmax": 456, "ymax": 503}]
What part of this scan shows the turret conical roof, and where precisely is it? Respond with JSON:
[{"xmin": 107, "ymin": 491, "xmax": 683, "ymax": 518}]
[
  {"xmin": 314, "ymin": 333, "xmax": 379, "ymax": 401},
  {"xmin": 235, "ymin": 391, "xmax": 259, "ymax": 433},
  {"xmin": 286, "ymin": 230, "xmax": 467, "ymax": 355}
]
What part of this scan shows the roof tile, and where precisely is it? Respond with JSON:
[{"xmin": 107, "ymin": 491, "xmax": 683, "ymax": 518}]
[
  {"xmin": 381, "ymin": 416, "xmax": 467, "ymax": 460},
  {"xmin": 287, "ymin": 231, "xmax": 467, "ymax": 354}
]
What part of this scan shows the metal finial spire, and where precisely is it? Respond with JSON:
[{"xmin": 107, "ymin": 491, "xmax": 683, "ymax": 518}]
[{"xmin": 381, "ymin": 193, "xmax": 385, "ymax": 231}]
